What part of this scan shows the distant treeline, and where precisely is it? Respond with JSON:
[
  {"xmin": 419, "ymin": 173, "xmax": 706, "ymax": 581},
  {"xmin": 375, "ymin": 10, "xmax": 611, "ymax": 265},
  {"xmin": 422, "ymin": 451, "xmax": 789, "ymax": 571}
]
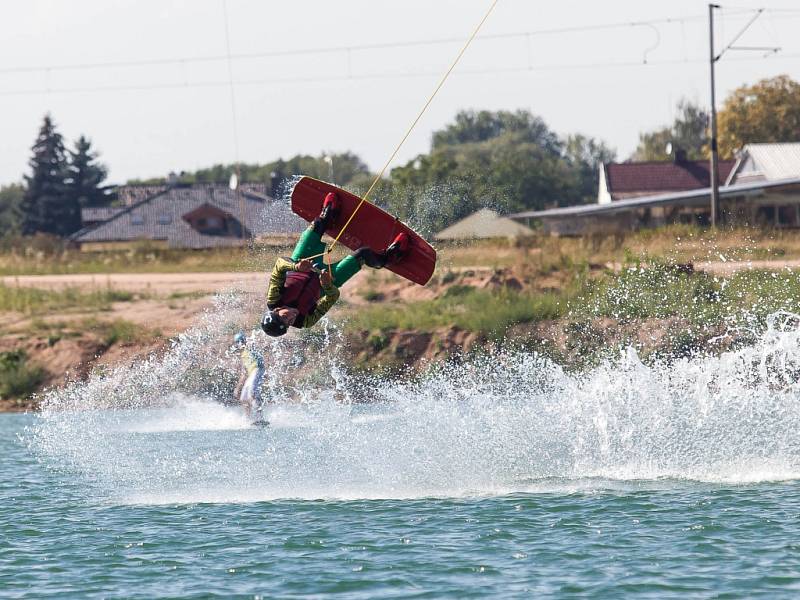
[{"xmin": 130, "ymin": 110, "xmax": 617, "ymax": 235}]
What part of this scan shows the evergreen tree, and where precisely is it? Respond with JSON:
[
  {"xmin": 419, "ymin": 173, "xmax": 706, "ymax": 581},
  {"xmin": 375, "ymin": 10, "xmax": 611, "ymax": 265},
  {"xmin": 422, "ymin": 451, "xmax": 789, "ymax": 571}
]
[
  {"xmin": 67, "ymin": 135, "xmax": 111, "ymax": 207},
  {"xmin": 20, "ymin": 115, "xmax": 79, "ymax": 236}
]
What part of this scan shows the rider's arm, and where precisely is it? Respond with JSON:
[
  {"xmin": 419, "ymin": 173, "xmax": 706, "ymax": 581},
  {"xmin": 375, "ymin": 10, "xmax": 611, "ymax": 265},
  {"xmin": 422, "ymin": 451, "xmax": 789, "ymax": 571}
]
[
  {"xmin": 266, "ymin": 258, "xmax": 297, "ymax": 308},
  {"xmin": 301, "ymin": 279, "xmax": 340, "ymax": 328}
]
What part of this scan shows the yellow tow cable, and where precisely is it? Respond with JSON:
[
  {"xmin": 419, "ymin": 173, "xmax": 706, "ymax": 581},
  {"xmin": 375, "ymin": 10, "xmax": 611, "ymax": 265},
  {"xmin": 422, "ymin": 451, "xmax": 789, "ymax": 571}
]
[{"xmin": 306, "ymin": 0, "xmax": 500, "ymax": 263}]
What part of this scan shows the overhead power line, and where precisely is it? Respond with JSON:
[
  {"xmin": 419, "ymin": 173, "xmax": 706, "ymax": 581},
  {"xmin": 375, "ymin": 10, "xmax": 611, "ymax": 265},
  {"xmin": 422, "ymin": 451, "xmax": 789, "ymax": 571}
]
[
  {"xmin": 0, "ymin": 6, "xmax": 793, "ymax": 98},
  {"xmin": 1, "ymin": 50, "xmax": 796, "ymax": 98},
  {"xmin": 0, "ymin": 14, "xmax": 715, "ymax": 75}
]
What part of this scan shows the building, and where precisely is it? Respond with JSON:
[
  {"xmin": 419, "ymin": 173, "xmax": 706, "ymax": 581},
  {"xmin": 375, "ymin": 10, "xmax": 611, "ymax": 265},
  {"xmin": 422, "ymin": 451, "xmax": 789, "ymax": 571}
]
[
  {"xmin": 726, "ymin": 143, "xmax": 800, "ymax": 184},
  {"xmin": 435, "ymin": 208, "xmax": 534, "ymax": 241},
  {"xmin": 80, "ymin": 206, "xmax": 125, "ymax": 228},
  {"xmin": 72, "ymin": 183, "xmax": 306, "ymax": 251},
  {"xmin": 598, "ymin": 152, "xmax": 736, "ymax": 204},
  {"xmin": 514, "ymin": 144, "xmax": 800, "ymax": 236},
  {"xmin": 117, "ymin": 184, "xmax": 169, "ymax": 206},
  {"xmin": 513, "ymin": 178, "xmax": 800, "ymax": 236}
]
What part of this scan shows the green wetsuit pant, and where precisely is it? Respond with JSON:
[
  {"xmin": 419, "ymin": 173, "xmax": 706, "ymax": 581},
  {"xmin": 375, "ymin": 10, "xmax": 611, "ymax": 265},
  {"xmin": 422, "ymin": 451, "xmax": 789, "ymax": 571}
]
[{"xmin": 291, "ymin": 227, "xmax": 361, "ymax": 288}]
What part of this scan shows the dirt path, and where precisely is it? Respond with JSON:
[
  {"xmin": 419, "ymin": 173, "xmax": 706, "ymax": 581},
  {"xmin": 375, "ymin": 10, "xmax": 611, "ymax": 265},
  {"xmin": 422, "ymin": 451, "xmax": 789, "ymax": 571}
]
[
  {"xmin": 1, "ymin": 272, "xmax": 265, "ymax": 294},
  {"xmin": 696, "ymin": 259, "xmax": 800, "ymax": 276},
  {"xmin": 0, "ymin": 272, "xmax": 272, "ymax": 340}
]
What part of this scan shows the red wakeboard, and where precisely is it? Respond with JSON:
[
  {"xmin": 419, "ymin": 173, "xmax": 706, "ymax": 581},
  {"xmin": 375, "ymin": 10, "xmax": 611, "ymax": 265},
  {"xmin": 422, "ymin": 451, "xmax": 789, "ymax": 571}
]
[{"xmin": 291, "ymin": 177, "xmax": 436, "ymax": 286}]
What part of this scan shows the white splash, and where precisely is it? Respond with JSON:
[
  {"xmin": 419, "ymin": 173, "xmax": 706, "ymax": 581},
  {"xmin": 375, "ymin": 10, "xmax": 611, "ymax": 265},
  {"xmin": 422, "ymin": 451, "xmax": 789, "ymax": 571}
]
[{"xmin": 27, "ymin": 297, "xmax": 800, "ymax": 504}]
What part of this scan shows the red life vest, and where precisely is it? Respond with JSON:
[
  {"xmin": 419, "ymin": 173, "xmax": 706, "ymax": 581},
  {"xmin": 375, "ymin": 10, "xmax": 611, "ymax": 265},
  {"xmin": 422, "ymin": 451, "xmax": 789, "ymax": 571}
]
[{"xmin": 278, "ymin": 271, "xmax": 321, "ymax": 322}]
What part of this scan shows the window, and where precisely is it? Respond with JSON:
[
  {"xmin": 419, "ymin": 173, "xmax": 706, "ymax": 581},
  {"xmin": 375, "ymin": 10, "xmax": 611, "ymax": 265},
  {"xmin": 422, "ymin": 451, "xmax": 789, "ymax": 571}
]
[
  {"xmin": 131, "ymin": 214, "xmax": 144, "ymax": 225},
  {"xmin": 778, "ymin": 205, "xmax": 799, "ymax": 227},
  {"xmin": 756, "ymin": 206, "xmax": 775, "ymax": 225},
  {"xmin": 158, "ymin": 214, "xmax": 171, "ymax": 225}
]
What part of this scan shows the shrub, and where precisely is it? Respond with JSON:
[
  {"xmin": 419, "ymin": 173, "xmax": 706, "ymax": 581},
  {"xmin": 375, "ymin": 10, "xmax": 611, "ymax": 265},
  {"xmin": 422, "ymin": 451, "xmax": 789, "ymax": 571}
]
[
  {"xmin": 0, "ymin": 350, "xmax": 45, "ymax": 400},
  {"xmin": 81, "ymin": 318, "xmax": 150, "ymax": 346},
  {"xmin": 0, "ymin": 283, "xmax": 134, "ymax": 314},
  {"xmin": 573, "ymin": 262, "xmax": 722, "ymax": 324},
  {"xmin": 367, "ymin": 330, "xmax": 390, "ymax": 351},
  {"xmin": 440, "ymin": 270, "xmax": 458, "ymax": 284},
  {"xmin": 361, "ymin": 289, "xmax": 385, "ymax": 302},
  {"xmin": 350, "ymin": 287, "xmax": 567, "ymax": 338}
]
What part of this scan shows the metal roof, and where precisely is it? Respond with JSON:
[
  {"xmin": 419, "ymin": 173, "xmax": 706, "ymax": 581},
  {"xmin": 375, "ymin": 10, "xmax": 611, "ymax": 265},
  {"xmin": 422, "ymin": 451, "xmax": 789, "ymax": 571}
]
[
  {"xmin": 511, "ymin": 177, "xmax": 800, "ymax": 219},
  {"xmin": 732, "ymin": 143, "xmax": 800, "ymax": 182}
]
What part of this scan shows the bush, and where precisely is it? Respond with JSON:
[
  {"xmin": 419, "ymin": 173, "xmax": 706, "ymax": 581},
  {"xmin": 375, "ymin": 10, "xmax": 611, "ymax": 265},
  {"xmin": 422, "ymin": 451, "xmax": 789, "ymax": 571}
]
[
  {"xmin": 361, "ymin": 289, "xmax": 385, "ymax": 302},
  {"xmin": 81, "ymin": 318, "xmax": 151, "ymax": 346},
  {"xmin": 367, "ymin": 330, "xmax": 390, "ymax": 352},
  {"xmin": 350, "ymin": 287, "xmax": 567, "ymax": 338},
  {"xmin": 571, "ymin": 262, "xmax": 800, "ymax": 330},
  {"xmin": 573, "ymin": 262, "xmax": 722, "ymax": 324},
  {"xmin": 0, "ymin": 350, "xmax": 45, "ymax": 400},
  {"xmin": 0, "ymin": 283, "xmax": 134, "ymax": 314}
]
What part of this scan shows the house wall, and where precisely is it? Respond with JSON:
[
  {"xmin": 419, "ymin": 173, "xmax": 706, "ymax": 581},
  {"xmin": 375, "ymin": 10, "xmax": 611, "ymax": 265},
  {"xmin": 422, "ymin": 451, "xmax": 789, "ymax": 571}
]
[
  {"xmin": 540, "ymin": 213, "xmax": 636, "ymax": 236},
  {"xmin": 540, "ymin": 188, "xmax": 800, "ymax": 235},
  {"xmin": 724, "ymin": 191, "xmax": 800, "ymax": 228},
  {"xmin": 597, "ymin": 167, "xmax": 612, "ymax": 205}
]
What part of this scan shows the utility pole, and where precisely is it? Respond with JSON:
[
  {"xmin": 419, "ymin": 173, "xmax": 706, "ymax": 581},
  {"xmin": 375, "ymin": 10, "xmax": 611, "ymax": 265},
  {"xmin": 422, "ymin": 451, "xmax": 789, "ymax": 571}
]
[
  {"xmin": 709, "ymin": 3, "xmax": 720, "ymax": 228},
  {"xmin": 708, "ymin": 5, "xmax": 778, "ymax": 228}
]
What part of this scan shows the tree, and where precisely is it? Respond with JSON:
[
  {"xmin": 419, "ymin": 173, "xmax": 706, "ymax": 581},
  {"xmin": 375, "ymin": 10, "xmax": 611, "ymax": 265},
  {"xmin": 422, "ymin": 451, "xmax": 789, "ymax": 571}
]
[
  {"xmin": 432, "ymin": 109, "xmax": 561, "ymax": 154},
  {"xmin": 20, "ymin": 115, "xmax": 80, "ymax": 237},
  {"xmin": 632, "ymin": 100, "xmax": 709, "ymax": 161},
  {"xmin": 67, "ymin": 135, "xmax": 112, "ymax": 207},
  {"xmin": 564, "ymin": 134, "xmax": 617, "ymax": 202},
  {"xmin": 0, "ymin": 183, "xmax": 24, "ymax": 238},
  {"xmin": 132, "ymin": 152, "xmax": 371, "ymax": 198},
  {"xmin": 717, "ymin": 75, "xmax": 800, "ymax": 158},
  {"xmin": 385, "ymin": 109, "xmax": 614, "ymax": 233}
]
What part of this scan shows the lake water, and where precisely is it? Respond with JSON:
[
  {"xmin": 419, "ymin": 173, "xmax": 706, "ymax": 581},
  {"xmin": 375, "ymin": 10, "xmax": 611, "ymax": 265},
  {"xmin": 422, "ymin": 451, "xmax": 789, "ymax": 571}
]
[
  {"xmin": 6, "ymin": 399, "xmax": 800, "ymax": 597},
  {"xmin": 4, "ymin": 307, "xmax": 800, "ymax": 597}
]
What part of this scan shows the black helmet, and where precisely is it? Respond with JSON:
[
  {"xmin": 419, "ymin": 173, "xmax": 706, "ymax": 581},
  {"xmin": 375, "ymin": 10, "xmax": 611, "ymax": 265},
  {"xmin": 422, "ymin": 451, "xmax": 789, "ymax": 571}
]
[{"xmin": 261, "ymin": 310, "xmax": 288, "ymax": 337}]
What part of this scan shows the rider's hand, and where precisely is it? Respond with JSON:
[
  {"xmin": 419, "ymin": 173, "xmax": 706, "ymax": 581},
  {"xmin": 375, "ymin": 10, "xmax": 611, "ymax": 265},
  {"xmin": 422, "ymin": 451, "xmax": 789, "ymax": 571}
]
[
  {"xmin": 320, "ymin": 270, "xmax": 333, "ymax": 287},
  {"xmin": 296, "ymin": 259, "xmax": 313, "ymax": 272}
]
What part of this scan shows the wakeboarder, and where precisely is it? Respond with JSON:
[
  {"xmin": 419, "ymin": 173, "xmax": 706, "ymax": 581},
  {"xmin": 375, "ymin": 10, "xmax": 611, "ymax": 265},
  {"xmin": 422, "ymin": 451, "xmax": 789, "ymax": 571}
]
[{"xmin": 261, "ymin": 192, "xmax": 408, "ymax": 337}]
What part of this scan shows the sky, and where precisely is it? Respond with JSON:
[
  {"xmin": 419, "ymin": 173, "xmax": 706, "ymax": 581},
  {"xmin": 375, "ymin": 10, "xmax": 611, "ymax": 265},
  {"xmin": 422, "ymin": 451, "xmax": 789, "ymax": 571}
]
[{"xmin": 1, "ymin": 0, "xmax": 799, "ymax": 186}]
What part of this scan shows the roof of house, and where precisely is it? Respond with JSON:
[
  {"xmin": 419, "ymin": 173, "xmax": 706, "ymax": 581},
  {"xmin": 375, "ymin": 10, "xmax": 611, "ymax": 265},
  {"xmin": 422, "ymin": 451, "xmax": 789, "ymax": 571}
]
[
  {"xmin": 728, "ymin": 143, "xmax": 800, "ymax": 184},
  {"xmin": 117, "ymin": 185, "xmax": 169, "ymax": 206},
  {"xmin": 435, "ymin": 208, "xmax": 534, "ymax": 240},
  {"xmin": 511, "ymin": 177, "xmax": 800, "ymax": 220},
  {"xmin": 115, "ymin": 182, "xmax": 272, "ymax": 205},
  {"xmin": 81, "ymin": 206, "xmax": 125, "ymax": 222},
  {"xmin": 72, "ymin": 184, "xmax": 306, "ymax": 248},
  {"xmin": 604, "ymin": 159, "xmax": 736, "ymax": 198}
]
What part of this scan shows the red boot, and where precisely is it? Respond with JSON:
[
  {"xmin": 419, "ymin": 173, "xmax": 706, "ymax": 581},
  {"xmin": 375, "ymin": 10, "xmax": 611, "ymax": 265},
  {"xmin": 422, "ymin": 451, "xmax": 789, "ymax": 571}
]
[
  {"xmin": 320, "ymin": 192, "xmax": 341, "ymax": 222},
  {"xmin": 384, "ymin": 232, "xmax": 410, "ymax": 264}
]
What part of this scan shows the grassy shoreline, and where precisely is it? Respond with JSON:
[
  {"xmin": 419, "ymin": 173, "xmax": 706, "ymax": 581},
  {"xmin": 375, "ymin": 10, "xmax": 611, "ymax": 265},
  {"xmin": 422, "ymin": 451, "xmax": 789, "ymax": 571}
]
[
  {"xmin": 2, "ymin": 225, "xmax": 800, "ymax": 276},
  {"xmin": 350, "ymin": 263, "xmax": 800, "ymax": 337},
  {"xmin": 2, "ymin": 226, "xmax": 800, "ymax": 406}
]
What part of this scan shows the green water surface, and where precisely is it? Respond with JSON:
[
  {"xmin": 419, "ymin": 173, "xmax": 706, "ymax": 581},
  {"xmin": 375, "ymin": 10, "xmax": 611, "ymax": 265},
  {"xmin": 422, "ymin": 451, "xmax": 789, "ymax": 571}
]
[{"xmin": 3, "ymin": 413, "xmax": 800, "ymax": 599}]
